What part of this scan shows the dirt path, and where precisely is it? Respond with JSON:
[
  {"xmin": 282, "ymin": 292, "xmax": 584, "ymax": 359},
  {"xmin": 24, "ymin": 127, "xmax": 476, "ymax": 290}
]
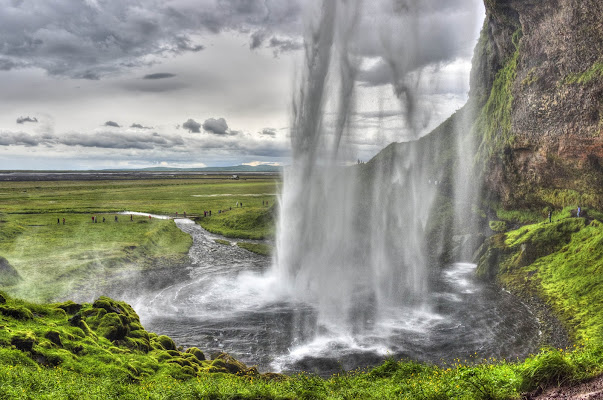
[{"xmin": 526, "ymin": 375, "xmax": 603, "ymax": 400}]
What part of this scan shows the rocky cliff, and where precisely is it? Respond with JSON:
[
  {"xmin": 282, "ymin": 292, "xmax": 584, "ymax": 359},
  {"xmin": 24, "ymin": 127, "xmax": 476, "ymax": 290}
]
[
  {"xmin": 365, "ymin": 0, "xmax": 602, "ymax": 264},
  {"xmin": 474, "ymin": 0, "xmax": 603, "ymax": 210}
]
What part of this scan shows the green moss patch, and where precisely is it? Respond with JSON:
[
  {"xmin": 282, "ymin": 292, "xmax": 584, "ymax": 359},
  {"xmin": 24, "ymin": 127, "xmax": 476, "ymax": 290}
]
[
  {"xmin": 489, "ymin": 220, "xmax": 508, "ymax": 232},
  {"xmin": 200, "ymin": 207, "xmax": 275, "ymax": 239},
  {"xmin": 477, "ymin": 212, "xmax": 603, "ymax": 344},
  {"xmin": 236, "ymin": 242, "xmax": 273, "ymax": 256}
]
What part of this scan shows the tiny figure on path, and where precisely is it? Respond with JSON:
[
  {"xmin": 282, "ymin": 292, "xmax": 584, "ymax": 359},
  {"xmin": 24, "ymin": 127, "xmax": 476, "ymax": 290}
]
[
  {"xmin": 62, "ymin": 218, "xmax": 65, "ymax": 225},
  {"xmin": 548, "ymin": 211, "xmax": 552, "ymax": 223},
  {"xmin": 130, "ymin": 214, "xmax": 133, "ymax": 221},
  {"xmin": 103, "ymin": 217, "xmax": 106, "ymax": 223},
  {"xmin": 577, "ymin": 207, "xmax": 581, "ymax": 217},
  {"xmin": 209, "ymin": 210, "xmax": 212, "ymax": 216},
  {"xmin": 57, "ymin": 218, "xmax": 60, "ymax": 224},
  {"xmin": 115, "ymin": 215, "xmax": 118, "ymax": 222},
  {"xmin": 92, "ymin": 216, "xmax": 95, "ymax": 223},
  {"xmin": 176, "ymin": 212, "xmax": 178, "ymax": 217},
  {"xmin": 236, "ymin": 202, "xmax": 238, "ymax": 207},
  {"xmin": 149, "ymin": 215, "xmax": 152, "ymax": 220},
  {"xmin": 240, "ymin": 202, "xmax": 243, "ymax": 207},
  {"xmin": 184, "ymin": 211, "xmax": 186, "ymax": 218}
]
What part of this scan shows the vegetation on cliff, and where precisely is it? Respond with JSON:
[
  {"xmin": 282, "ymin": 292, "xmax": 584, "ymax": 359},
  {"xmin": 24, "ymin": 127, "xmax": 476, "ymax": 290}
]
[
  {"xmin": 477, "ymin": 207, "xmax": 603, "ymax": 344},
  {"xmin": 474, "ymin": 29, "xmax": 521, "ymax": 165}
]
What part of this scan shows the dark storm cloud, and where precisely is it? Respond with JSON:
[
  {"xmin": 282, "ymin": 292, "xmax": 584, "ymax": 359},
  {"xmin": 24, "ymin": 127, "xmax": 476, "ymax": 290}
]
[
  {"xmin": 0, "ymin": 131, "xmax": 40, "ymax": 146},
  {"xmin": 203, "ymin": 118, "xmax": 230, "ymax": 135},
  {"xmin": 0, "ymin": 0, "xmax": 303, "ymax": 78},
  {"xmin": 104, "ymin": 121, "xmax": 121, "ymax": 128},
  {"xmin": 260, "ymin": 128, "xmax": 277, "ymax": 136},
  {"xmin": 174, "ymin": 36, "xmax": 204, "ymax": 52},
  {"xmin": 0, "ymin": 0, "xmax": 477, "ymax": 80},
  {"xmin": 250, "ymin": 29, "xmax": 269, "ymax": 49},
  {"xmin": 1, "ymin": 128, "xmax": 185, "ymax": 150},
  {"xmin": 130, "ymin": 123, "xmax": 152, "ymax": 129},
  {"xmin": 16, "ymin": 116, "xmax": 38, "ymax": 124},
  {"xmin": 183, "ymin": 119, "xmax": 201, "ymax": 133},
  {"xmin": 59, "ymin": 131, "xmax": 184, "ymax": 150},
  {"xmin": 143, "ymin": 73, "xmax": 176, "ymax": 80},
  {"xmin": 268, "ymin": 37, "xmax": 303, "ymax": 53},
  {"xmin": 0, "ymin": 58, "xmax": 21, "ymax": 70}
]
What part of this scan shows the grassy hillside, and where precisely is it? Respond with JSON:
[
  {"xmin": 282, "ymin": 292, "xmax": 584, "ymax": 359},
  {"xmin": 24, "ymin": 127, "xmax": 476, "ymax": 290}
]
[
  {"xmin": 0, "ymin": 290, "xmax": 601, "ymax": 399},
  {"xmin": 0, "ymin": 212, "xmax": 192, "ymax": 302},
  {"xmin": 198, "ymin": 205, "xmax": 276, "ymax": 240},
  {"xmin": 476, "ymin": 207, "xmax": 603, "ymax": 344}
]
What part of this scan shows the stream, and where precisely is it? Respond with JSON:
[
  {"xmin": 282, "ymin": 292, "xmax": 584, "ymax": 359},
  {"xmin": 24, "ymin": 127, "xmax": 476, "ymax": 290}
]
[{"xmin": 125, "ymin": 219, "xmax": 542, "ymax": 376}]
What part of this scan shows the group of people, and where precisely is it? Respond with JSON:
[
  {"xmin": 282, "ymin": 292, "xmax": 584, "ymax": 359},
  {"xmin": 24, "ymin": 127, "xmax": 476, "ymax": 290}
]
[
  {"xmin": 57, "ymin": 214, "xmax": 154, "ymax": 224},
  {"xmin": 200, "ymin": 199, "xmax": 273, "ymax": 218}
]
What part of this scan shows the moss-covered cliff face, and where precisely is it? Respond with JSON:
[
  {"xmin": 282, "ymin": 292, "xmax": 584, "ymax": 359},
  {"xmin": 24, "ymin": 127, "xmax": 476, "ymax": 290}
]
[
  {"xmin": 476, "ymin": 0, "xmax": 603, "ymax": 210},
  {"xmin": 364, "ymin": 0, "xmax": 602, "ymax": 265}
]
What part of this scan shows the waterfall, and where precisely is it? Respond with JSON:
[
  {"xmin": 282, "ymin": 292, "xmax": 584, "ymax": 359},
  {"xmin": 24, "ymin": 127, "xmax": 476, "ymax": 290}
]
[{"xmin": 274, "ymin": 0, "xmax": 480, "ymax": 339}]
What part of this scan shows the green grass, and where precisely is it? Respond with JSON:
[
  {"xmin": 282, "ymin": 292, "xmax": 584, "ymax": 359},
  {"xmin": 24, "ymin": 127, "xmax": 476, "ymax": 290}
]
[
  {"xmin": 495, "ymin": 207, "xmax": 543, "ymax": 225},
  {"xmin": 0, "ymin": 177, "xmax": 278, "ymax": 216},
  {"xmin": 236, "ymin": 242, "xmax": 273, "ymax": 256},
  {"xmin": 0, "ymin": 177, "xmax": 279, "ymax": 301},
  {"xmin": 199, "ymin": 206, "xmax": 276, "ymax": 239},
  {"xmin": 1, "ymin": 207, "xmax": 601, "ymax": 399},
  {"xmin": 213, "ymin": 239, "xmax": 231, "ymax": 246},
  {"xmin": 477, "ymin": 207, "xmax": 603, "ymax": 344},
  {"xmin": 0, "ymin": 212, "xmax": 192, "ymax": 302},
  {"xmin": 0, "ymin": 293, "xmax": 601, "ymax": 400}
]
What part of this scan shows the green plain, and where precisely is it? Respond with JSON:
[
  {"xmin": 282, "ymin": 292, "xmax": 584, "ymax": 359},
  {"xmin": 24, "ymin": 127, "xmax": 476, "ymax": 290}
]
[{"xmin": 0, "ymin": 176, "xmax": 279, "ymax": 302}]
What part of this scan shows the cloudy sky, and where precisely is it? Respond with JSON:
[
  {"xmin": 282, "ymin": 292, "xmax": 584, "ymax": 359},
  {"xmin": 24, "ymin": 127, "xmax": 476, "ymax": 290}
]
[{"xmin": 0, "ymin": 0, "xmax": 484, "ymax": 170}]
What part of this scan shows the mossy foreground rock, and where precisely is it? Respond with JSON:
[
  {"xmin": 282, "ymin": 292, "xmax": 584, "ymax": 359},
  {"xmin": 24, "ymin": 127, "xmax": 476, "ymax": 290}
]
[{"xmin": 0, "ymin": 292, "xmax": 283, "ymax": 382}]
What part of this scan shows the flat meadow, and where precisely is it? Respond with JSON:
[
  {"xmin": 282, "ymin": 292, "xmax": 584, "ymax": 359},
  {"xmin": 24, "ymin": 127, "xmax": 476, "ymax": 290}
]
[{"xmin": 0, "ymin": 174, "xmax": 279, "ymax": 301}]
